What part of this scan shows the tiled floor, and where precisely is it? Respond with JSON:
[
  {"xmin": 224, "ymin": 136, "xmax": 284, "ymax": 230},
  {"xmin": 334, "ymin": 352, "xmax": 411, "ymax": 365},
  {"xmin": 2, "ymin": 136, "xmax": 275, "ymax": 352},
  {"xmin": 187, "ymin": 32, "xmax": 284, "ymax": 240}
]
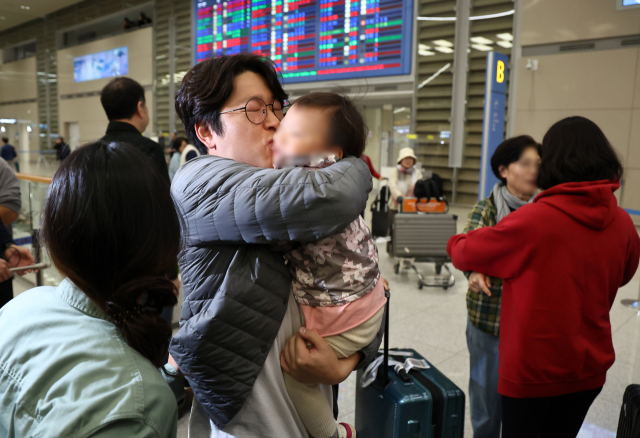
[{"xmin": 168, "ymin": 205, "xmax": 640, "ymax": 437}]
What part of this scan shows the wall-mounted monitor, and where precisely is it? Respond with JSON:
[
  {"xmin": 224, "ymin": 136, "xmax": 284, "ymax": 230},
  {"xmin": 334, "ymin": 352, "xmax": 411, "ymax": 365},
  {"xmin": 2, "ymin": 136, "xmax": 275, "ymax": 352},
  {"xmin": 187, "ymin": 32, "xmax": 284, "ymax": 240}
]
[
  {"xmin": 193, "ymin": 0, "xmax": 413, "ymax": 84},
  {"xmin": 617, "ymin": 0, "xmax": 640, "ymax": 9},
  {"xmin": 73, "ymin": 47, "xmax": 128, "ymax": 82}
]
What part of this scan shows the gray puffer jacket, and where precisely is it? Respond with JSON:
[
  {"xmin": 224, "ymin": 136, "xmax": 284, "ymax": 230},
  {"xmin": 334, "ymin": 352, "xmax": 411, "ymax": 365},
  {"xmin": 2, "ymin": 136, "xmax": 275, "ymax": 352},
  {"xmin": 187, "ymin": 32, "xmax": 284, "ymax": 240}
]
[{"xmin": 169, "ymin": 156, "xmax": 380, "ymax": 429}]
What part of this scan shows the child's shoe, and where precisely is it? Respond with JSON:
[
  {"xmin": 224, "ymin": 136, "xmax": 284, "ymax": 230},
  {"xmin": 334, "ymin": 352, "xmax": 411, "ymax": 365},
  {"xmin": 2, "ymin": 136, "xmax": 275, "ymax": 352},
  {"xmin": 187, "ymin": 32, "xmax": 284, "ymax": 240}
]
[{"xmin": 337, "ymin": 423, "xmax": 356, "ymax": 438}]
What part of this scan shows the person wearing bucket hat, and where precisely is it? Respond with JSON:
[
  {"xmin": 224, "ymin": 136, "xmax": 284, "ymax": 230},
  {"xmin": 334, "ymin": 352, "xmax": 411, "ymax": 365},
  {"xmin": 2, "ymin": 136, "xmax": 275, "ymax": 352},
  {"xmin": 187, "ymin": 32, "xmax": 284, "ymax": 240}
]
[{"xmin": 387, "ymin": 147, "xmax": 423, "ymax": 224}]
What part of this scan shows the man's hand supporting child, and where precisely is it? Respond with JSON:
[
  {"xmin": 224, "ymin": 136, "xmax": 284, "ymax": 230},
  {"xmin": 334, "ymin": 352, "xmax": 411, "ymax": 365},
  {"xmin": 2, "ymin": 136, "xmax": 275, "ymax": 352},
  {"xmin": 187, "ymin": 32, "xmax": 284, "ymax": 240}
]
[{"xmin": 280, "ymin": 327, "xmax": 361, "ymax": 385}]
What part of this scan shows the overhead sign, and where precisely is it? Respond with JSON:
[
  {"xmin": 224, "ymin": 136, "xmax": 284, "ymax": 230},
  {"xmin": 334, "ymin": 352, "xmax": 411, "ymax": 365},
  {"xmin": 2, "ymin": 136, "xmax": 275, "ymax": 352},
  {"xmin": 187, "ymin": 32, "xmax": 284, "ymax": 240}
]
[
  {"xmin": 478, "ymin": 51, "xmax": 509, "ymax": 200},
  {"xmin": 194, "ymin": 0, "xmax": 414, "ymax": 84}
]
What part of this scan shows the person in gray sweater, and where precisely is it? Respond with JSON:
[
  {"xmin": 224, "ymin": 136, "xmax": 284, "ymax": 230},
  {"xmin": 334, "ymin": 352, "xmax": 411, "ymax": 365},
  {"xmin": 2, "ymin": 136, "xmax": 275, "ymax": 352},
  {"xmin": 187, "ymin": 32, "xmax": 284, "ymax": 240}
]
[
  {"xmin": 0, "ymin": 157, "xmax": 21, "ymax": 308},
  {"xmin": 168, "ymin": 54, "xmax": 384, "ymax": 437}
]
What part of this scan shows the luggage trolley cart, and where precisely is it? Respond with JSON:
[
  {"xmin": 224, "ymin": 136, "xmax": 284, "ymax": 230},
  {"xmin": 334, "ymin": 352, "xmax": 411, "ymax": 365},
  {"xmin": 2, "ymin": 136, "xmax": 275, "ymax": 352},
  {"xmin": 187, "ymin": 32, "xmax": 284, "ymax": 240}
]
[{"xmin": 390, "ymin": 200, "xmax": 457, "ymax": 290}]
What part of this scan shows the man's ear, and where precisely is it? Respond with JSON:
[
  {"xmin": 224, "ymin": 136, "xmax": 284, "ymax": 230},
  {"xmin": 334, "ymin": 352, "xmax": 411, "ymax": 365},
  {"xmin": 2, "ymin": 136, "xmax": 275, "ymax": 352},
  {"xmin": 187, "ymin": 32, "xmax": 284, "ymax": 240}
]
[
  {"xmin": 136, "ymin": 101, "xmax": 146, "ymax": 118},
  {"xmin": 195, "ymin": 122, "xmax": 217, "ymax": 153}
]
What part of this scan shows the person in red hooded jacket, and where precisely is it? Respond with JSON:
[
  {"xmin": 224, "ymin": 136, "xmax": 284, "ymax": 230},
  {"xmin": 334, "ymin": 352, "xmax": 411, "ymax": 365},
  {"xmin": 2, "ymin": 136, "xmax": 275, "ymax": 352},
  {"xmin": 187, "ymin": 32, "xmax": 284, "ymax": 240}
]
[{"xmin": 448, "ymin": 116, "xmax": 640, "ymax": 438}]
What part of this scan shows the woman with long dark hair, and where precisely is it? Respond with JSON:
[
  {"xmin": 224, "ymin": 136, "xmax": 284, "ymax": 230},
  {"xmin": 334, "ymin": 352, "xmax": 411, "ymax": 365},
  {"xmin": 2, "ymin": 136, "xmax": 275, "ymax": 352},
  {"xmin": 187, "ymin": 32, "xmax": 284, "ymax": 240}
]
[
  {"xmin": 0, "ymin": 141, "xmax": 179, "ymax": 437},
  {"xmin": 448, "ymin": 116, "xmax": 640, "ymax": 437}
]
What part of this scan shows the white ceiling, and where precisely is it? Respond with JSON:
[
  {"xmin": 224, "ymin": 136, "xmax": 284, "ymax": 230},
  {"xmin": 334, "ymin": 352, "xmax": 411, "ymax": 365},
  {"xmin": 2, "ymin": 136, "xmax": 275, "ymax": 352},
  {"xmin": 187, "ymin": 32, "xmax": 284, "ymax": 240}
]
[{"xmin": 0, "ymin": 0, "xmax": 86, "ymax": 34}]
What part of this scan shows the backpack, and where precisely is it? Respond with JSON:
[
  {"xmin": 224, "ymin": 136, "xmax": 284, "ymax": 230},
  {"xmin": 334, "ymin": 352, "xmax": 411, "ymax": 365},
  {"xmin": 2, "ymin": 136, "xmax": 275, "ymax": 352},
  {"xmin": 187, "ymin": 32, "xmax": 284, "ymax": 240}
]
[{"xmin": 414, "ymin": 174, "xmax": 444, "ymax": 202}]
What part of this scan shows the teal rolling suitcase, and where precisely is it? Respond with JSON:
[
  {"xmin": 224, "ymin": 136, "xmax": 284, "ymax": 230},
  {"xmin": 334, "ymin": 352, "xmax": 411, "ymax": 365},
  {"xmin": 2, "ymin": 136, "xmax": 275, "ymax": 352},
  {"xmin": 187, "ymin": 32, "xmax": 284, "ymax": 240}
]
[{"xmin": 355, "ymin": 293, "xmax": 465, "ymax": 437}]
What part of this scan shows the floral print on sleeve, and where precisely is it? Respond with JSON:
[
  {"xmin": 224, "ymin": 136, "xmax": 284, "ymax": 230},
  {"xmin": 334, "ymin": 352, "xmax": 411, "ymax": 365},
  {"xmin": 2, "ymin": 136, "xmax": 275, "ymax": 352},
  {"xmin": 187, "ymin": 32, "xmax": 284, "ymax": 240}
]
[{"xmin": 285, "ymin": 216, "xmax": 381, "ymax": 307}]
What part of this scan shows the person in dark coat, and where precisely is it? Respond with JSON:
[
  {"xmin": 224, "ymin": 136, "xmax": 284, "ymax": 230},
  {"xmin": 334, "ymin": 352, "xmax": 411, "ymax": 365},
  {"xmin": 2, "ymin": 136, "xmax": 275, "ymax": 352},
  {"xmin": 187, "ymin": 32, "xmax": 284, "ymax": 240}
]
[
  {"xmin": 99, "ymin": 77, "xmax": 175, "ymax": 343},
  {"xmin": 1, "ymin": 137, "xmax": 18, "ymax": 172},
  {"xmin": 53, "ymin": 137, "xmax": 70, "ymax": 161},
  {"xmin": 99, "ymin": 77, "xmax": 169, "ymax": 185}
]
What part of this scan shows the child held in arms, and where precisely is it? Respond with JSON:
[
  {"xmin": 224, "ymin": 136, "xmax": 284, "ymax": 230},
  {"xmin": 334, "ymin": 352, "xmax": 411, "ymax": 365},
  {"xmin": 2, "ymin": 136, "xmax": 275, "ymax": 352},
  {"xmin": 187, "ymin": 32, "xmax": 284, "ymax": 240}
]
[{"xmin": 273, "ymin": 93, "xmax": 387, "ymax": 438}]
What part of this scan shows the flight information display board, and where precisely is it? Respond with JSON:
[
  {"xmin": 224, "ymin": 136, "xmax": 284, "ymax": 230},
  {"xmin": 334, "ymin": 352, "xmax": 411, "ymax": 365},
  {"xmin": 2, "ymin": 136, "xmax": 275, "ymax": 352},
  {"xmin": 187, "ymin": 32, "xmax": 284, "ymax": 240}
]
[{"xmin": 194, "ymin": 0, "xmax": 413, "ymax": 83}]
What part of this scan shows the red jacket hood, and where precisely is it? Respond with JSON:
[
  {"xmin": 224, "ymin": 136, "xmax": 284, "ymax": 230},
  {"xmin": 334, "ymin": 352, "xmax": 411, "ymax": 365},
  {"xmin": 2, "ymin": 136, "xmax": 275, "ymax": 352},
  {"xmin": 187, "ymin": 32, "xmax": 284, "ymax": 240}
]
[{"xmin": 534, "ymin": 179, "xmax": 621, "ymax": 231}]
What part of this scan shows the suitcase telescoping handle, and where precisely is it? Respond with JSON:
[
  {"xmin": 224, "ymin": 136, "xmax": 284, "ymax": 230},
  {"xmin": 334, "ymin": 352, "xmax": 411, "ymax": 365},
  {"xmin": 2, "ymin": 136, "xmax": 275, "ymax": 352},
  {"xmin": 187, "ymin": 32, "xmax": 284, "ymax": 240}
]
[{"xmin": 375, "ymin": 287, "xmax": 391, "ymax": 389}]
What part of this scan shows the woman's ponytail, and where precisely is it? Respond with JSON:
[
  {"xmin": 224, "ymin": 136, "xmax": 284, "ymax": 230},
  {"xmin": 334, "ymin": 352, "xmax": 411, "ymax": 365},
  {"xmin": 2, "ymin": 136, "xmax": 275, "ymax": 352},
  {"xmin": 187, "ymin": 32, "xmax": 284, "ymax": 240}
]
[{"xmin": 104, "ymin": 276, "xmax": 178, "ymax": 367}]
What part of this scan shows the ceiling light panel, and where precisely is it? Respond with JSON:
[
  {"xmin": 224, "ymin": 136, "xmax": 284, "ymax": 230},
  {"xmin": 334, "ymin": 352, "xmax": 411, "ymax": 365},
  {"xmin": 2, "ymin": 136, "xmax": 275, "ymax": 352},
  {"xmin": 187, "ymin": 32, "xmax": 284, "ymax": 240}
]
[
  {"xmin": 434, "ymin": 46, "xmax": 454, "ymax": 53},
  {"xmin": 471, "ymin": 44, "xmax": 493, "ymax": 51},
  {"xmin": 497, "ymin": 33, "xmax": 513, "ymax": 41},
  {"xmin": 432, "ymin": 40, "xmax": 454, "ymax": 47},
  {"xmin": 470, "ymin": 36, "xmax": 493, "ymax": 45}
]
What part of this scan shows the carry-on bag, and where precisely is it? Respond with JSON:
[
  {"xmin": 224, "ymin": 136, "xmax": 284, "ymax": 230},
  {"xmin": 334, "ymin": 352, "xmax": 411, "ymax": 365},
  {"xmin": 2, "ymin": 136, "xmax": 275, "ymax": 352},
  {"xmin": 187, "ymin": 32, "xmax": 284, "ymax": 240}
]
[
  {"xmin": 355, "ymin": 292, "xmax": 465, "ymax": 437},
  {"xmin": 371, "ymin": 182, "xmax": 390, "ymax": 237},
  {"xmin": 617, "ymin": 384, "xmax": 640, "ymax": 438},
  {"xmin": 414, "ymin": 174, "xmax": 445, "ymax": 202}
]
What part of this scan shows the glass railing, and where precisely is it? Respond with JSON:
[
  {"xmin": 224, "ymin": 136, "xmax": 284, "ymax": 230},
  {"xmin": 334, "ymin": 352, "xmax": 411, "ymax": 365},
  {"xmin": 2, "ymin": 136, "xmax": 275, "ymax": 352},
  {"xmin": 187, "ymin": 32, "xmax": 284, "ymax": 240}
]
[{"xmin": 14, "ymin": 173, "xmax": 63, "ymax": 288}]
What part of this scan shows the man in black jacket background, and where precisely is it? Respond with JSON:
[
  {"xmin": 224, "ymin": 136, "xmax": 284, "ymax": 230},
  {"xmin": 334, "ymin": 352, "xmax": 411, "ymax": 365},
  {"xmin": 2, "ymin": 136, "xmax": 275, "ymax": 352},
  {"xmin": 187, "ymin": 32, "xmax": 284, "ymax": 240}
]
[
  {"xmin": 99, "ymin": 77, "xmax": 169, "ymax": 184},
  {"xmin": 99, "ymin": 76, "xmax": 177, "ymax": 330}
]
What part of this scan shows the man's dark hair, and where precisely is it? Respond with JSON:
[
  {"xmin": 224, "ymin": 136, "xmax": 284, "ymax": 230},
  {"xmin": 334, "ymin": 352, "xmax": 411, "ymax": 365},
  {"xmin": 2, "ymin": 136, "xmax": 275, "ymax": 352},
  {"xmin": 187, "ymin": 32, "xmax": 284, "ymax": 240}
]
[
  {"xmin": 293, "ymin": 92, "xmax": 367, "ymax": 158},
  {"xmin": 42, "ymin": 141, "xmax": 179, "ymax": 367},
  {"xmin": 100, "ymin": 77, "xmax": 146, "ymax": 121},
  {"xmin": 176, "ymin": 137, "xmax": 188, "ymax": 147},
  {"xmin": 175, "ymin": 54, "xmax": 288, "ymax": 154},
  {"xmin": 57, "ymin": 137, "xmax": 64, "ymax": 143},
  {"xmin": 490, "ymin": 135, "xmax": 541, "ymax": 184},
  {"xmin": 1, "ymin": 137, "xmax": 7, "ymax": 144},
  {"xmin": 538, "ymin": 116, "xmax": 623, "ymax": 190}
]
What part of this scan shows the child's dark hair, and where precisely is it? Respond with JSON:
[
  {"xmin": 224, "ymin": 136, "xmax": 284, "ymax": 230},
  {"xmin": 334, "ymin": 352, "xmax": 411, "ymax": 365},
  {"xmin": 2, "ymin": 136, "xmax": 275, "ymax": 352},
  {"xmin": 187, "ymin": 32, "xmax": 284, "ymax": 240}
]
[{"xmin": 293, "ymin": 92, "xmax": 367, "ymax": 157}]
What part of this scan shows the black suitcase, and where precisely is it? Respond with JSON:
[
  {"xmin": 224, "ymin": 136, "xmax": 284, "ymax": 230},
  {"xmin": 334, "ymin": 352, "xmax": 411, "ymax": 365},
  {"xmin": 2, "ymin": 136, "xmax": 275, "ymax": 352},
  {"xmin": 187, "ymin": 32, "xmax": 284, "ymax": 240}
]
[
  {"xmin": 355, "ymin": 292, "xmax": 465, "ymax": 437},
  {"xmin": 617, "ymin": 384, "xmax": 640, "ymax": 438},
  {"xmin": 371, "ymin": 183, "xmax": 390, "ymax": 237}
]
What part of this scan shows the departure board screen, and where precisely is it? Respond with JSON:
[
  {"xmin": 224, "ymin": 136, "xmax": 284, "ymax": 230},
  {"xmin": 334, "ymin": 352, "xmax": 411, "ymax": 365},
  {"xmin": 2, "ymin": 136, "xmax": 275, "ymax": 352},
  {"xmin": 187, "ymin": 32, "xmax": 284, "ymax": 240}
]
[{"xmin": 194, "ymin": 0, "xmax": 413, "ymax": 84}]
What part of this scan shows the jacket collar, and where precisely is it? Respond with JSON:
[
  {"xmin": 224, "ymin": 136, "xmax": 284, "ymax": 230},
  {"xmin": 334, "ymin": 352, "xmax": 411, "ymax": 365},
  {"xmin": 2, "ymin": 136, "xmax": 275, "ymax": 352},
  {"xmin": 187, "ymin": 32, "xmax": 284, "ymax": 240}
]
[
  {"xmin": 55, "ymin": 278, "xmax": 112, "ymax": 322},
  {"xmin": 106, "ymin": 121, "xmax": 141, "ymax": 136}
]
